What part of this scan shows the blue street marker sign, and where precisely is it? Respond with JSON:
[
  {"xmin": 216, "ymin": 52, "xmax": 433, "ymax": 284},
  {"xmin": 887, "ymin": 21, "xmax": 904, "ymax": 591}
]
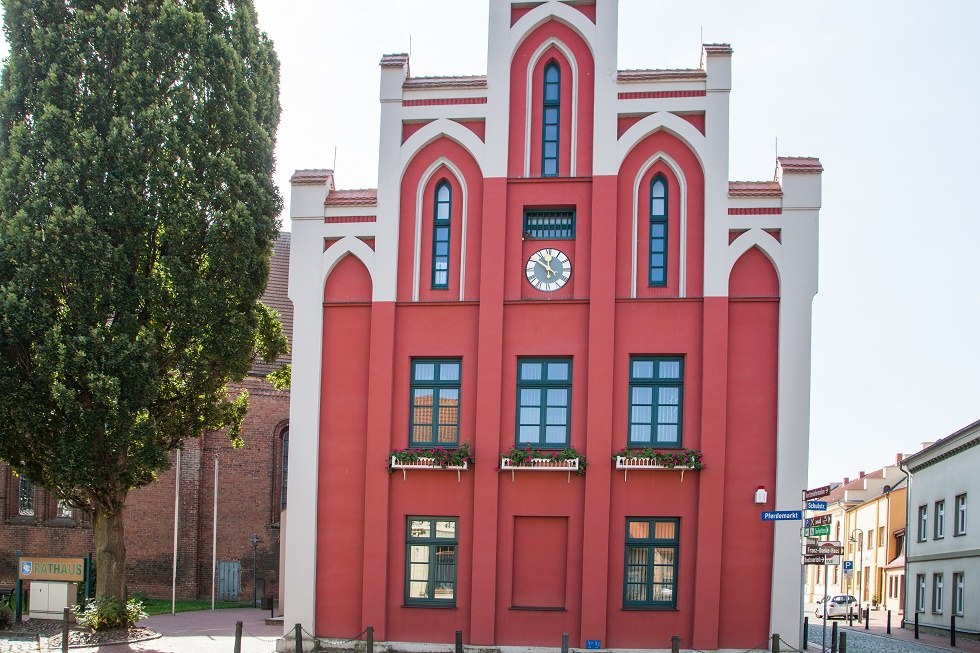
[
  {"xmin": 586, "ymin": 641, "xmax": 601, "ymax": 650},
  {"xmin": 807, "ymin": 501, "xmax": 828, "ymax": 511},
  {"xmin": 761, "ymin": 510, "xmax": 802, "ymax": 521}
]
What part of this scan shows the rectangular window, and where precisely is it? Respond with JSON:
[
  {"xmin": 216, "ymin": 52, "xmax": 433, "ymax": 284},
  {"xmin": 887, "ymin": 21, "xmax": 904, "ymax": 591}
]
[
  {"xmin": 411, "ymin": 360, "xmax": 461, "ymax": 447},
  {"xmin": 523, "ymin": 209, "xmax": 575, "ymax": 239},
  {"xmin": 405, "ymin": 517, "xmax": 457, "ymax": 606},
  {"xmin": 918, "ymin": 505, "xmax": 928, "ymax": 542},
  {"xmin": 624, "ymin": 518, "xmax": 679, "ymax": 608},
  {"xmin": 916, "ymin": 574, "xmax": 926, "ymax": 612},
  {"xmin": 516, "ymin": 359, "xmax": 571, "ymax": 448},
  {"xmin": 933, "ymin": 573, "xmax": 944, "ymax": 613},
  {"xmin": 57, "ymin": 499, "xmax": 72, "ymax": 519},
  {"xmin": 935, "ymin": 500, "xmax": 946, "ymax": 539},
  {"xmin": 18, "ymin": 477, "xmax": 35, "ymax": 516},
  {"xmin": 956, "ymin": 494, "xmax": 967, "ymax": 536},
  {"xmin": 878, "ymin": 526, "xmax": 885, "ymax": 548},
  {"xmin": 628, "ymin": 357, "xmax": 683, "ymax": 447},
  {"xmin": 954, "ymin": 572, "xmax": 965, "ymax": 616}
]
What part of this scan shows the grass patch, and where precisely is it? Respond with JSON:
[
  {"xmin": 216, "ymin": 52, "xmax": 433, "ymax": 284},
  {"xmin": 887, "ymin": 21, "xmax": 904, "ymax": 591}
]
[{"xmin": 140, "ymin": 597, "xmax": 253, "ymax": 616}]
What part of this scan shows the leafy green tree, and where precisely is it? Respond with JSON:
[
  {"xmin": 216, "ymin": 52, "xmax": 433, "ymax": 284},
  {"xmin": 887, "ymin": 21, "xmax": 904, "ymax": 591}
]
[{"xmin": 0, "ymin": 0, "xmax": 284, "ymax": 602}]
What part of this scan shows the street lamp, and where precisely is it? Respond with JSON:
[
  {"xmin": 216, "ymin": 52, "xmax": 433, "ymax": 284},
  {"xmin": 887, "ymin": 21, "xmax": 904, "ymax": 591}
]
[
  {"xmin": 849, "ymin": 528, "xmax": 864, "ymax": 623},
  {"xmin": 250, "ymin": 534, "xmax": 260, "ymax": 608}
]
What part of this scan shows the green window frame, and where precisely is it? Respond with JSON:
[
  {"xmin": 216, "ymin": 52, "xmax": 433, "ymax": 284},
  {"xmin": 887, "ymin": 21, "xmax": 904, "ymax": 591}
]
[
  {"xmin": 432, "ymin": 181, "xmax": 452, "ymax": 289},
  {"xmin": 523, "ymin": 209, "xmax": 575, "ymax": 239},
  {"xmin": 649, "ymin": 175, "xmax": 668, "ymax": 286},
  {"xmin": 410, "ymin": 359, "xmax": 461, "ymax": 447},
  {"xmin": 517, "ymin": 358, "xmax": 571, "ymax": 448},
  {"xmin": 542, "ymin": 61, "xmax": 560, "ymax": 177},
  {"xmin": 624, "ymin": 517, "xmax": 679, "ymax": 608},
  {"xmin": 628, "ymin": 357, "xmax": 683, "ymax": 448},
  {"xmin": 405, "ymin": 517, "xmax": 458, "ymax": 606}
]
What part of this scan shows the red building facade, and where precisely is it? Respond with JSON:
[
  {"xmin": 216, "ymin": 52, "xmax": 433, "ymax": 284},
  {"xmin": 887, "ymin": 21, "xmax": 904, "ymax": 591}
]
[{"xmin": 284, "ymin": 2, "xmax": 821, "ymax": 650}]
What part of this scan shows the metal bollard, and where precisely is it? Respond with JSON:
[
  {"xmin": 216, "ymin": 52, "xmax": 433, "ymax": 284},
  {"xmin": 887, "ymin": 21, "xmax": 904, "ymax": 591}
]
[
  {"xmin": 952, "ymin": 614, "xmax": 957, "ymax": 647},
  {"xmin": 561, "ymin": 632, "xmax": 569, "ymax": 653},
  {"xmin": 670, "ymin": 635, "xmax": 680, "ymax": 653},
  {"xmin": 368, "ymin": 625, "xmax": 374, "ymax": 653},
  {"xmin": 803, "ymin": 616, "xmax": 808, "ymax": 651},
  {"xmin": 770, "ymin": 633, "xmax": 779, "ymax": 653},
  {"xmin": 234, "ymin": 621, "xmax": 243, "ymax": 653},
  {"xmin": 62, "ymin": 607, "xmax": 69, "ymax": 653},
  {"xmin": 456, "ymin": 629, "xmax": 463, "ymax": 653},
  {"xmin": 294, "ymin": 623, "xmax": 303, "ymax": 653},
  {"xmin": 914, "ymin": 611, "xmax": 919, "ymax": 639},
  {"xmin": 830, "ymin": 621, "xmax": 838, "ymax": 653},
  {"xmin": 864, "ymin": 608, "xmax": 869, "ymax": 630},
  {"xmin": 887, "ymin": 610, "xmax": 891, "ymax": 634},
  {"xmin": 839, "ymin": 631, "xmax": 846, "ymax": 653}
]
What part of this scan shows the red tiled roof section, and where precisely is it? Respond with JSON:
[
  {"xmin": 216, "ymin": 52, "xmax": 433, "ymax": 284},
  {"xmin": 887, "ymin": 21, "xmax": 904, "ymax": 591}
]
[
  {"xmin": 290, "ymin": 169, "xmax": 334, "ymax": 185},
  {"xmin": 252, "ymin": 232, "xmax": 292, "ymax": 376},
  {"xmin": 403, "ymin": 75, "xmax": 488, "ymax": 90},
  {"xmin": 703, "ymin": 43, "xmax": 734, "ymax": 55},
  {"xmin": 778, "ymin": 157, "xmax": 824, "ymax": 174},
  {"xmin": 324, "ymin": 189, "xmax": 378, "ymax": 207},
  {"xmin": 823, "ymin": 467, "xmax": 889, "ymax": 503},
  {"xmin": 729, "ymin": 181, "xmax": 783, "ymax": 197},
  {"xmin": 380, "ymin": 53, "xmax": 409, "ymax": 67},
  {"xmin": 617, "ymin": 69, "xmax": 706, "ymax": 82}
]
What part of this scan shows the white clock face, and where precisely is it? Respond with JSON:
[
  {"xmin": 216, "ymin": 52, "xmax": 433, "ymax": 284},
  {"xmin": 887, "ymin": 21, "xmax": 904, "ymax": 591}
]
[{"xmin": 525, "ymin": 248, "xmax": 571, "ymax": 292}]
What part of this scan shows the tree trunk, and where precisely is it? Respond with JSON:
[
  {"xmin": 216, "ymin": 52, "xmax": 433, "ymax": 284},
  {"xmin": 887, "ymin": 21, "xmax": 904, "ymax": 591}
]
[{"xmin": 93, "ymin": 498, "xmax": 127, "ymax": 600}]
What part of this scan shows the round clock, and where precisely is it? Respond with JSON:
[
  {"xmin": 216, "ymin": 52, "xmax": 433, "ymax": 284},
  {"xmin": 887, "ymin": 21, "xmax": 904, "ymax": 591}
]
[{"xmin": 525, "ymin": 248, "xmax": 571, "ymax": 291}]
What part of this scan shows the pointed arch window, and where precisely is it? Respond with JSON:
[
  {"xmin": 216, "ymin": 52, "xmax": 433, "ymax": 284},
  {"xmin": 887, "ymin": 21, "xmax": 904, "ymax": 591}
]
[
  {"xmin": 279, "ymin": 428, "xmax": 289, "ymax": 510},
  {"xmin": 432, "ymin": 181, "xmax": 452, "ymax": 289},
  {"xmin": 542, "ymin": 62, "xmax": 561, "ymax": 177},
  {"xmin": 649, "ymin": 175, "xmax": 668, "ymax": 286}
]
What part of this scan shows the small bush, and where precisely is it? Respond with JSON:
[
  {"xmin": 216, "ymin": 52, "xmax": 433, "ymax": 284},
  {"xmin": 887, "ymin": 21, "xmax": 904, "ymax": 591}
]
[
  {"xmin": 74, "ymin": 595, "xmax": 147, "ymax": 631},
  {"xmin": 0, "ymin": 596, "xmax": 13, "ymax": 630}
]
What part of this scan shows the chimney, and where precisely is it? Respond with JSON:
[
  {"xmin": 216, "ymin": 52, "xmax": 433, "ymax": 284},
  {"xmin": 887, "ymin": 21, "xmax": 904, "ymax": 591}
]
[
  {"xmin": 859, "ymin": 471, "xmax": 865, "ymax": 479},
  {"xmin": 896, "ymin": 453, "xmax": 903, "ymax": 464},
  {"xmin": 843, "ymin": 477, "xmax": 849, "ymax": 484}
]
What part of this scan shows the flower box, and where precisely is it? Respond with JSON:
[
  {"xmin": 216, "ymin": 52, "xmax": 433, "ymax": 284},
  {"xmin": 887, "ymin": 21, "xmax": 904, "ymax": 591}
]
[
  {"xmin": 500, "ymin": 456, "xmax": 581, "ymax": 482},
  {"xmin": 390, "ymin": 456, "xmax": 468, "ymax": 480},
  {"xmin": 613, "ymin": 449, "xmax": 704, "ymax": 482}
]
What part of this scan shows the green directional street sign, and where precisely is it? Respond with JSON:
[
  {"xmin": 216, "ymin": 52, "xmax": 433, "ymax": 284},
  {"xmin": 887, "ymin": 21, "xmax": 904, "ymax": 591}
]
[{"xmin": 804, "ymin": 525, "xmax": 831, "ymax": 537}]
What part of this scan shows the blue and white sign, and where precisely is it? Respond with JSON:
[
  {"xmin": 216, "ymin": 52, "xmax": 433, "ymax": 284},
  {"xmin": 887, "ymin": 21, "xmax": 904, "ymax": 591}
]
[
  {"xmin": 843, "ymin": 560, "xmax": 853, "ymax": 572},
  {"xmin": 586, "ymin": 641, "xmax": 601, "ymax": 650},
  {"xmin": 761, "ymin": 510, "xmax": 803, "ymax": 521},
  {"xmin": 806, "ymin": 501, "xmax": 828, "ymax": 511},
  {"xmin": 20, "ymin": 561, "xmax": 32, "ymax": 576}
]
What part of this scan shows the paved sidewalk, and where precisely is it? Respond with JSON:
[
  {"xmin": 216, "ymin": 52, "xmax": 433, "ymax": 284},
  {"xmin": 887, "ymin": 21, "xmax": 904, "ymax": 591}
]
[
  {"xmin": 76, "ymin": 608, "xmax": 283, "ymax": 653},
  {"xmin": 807, "ymin": 605, "xmax": 980, "ymax": 652}
]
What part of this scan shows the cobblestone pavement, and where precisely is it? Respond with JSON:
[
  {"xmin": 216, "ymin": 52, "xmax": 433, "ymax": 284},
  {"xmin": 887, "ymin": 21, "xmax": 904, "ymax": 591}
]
[
  {"xmin": 1, "ymin": 608, "xmax": 282, "ymax": 653},
  {"xmin": 808, "ymin": 623, "xmax": 976, "ymax": 653}
]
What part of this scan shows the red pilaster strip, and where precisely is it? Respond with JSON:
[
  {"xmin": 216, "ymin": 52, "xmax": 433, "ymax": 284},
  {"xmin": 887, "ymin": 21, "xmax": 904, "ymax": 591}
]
[
  {"xmin": 469, "ymin": 177, "xmax": 509, "ymax": 644},
  {"xmin": 691, "ymin": 296, "xmax": 729, "ymax": 649}
]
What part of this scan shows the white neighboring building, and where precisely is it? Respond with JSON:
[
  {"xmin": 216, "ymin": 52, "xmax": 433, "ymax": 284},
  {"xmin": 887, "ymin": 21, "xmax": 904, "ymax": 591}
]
[{"xmin": 903, "ymin": 419, "xmax": 980, "ymax": 634}]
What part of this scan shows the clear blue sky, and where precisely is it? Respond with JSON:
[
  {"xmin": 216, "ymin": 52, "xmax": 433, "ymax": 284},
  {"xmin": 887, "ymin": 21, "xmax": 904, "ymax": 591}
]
[{"xmin": 4, "ymin": 1, "xmax": 979, "ymax": 486}]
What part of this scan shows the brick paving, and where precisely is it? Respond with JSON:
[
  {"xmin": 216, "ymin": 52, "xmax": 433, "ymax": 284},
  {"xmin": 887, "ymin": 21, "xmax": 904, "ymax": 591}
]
[{"xmin": 807, "ymin": 605, "xmax": 980, "ymax": 653}]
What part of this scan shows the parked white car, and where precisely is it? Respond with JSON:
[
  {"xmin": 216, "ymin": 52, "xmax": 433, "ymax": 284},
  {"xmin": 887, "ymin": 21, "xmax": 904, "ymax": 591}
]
[{"xmin": 815, "ymin": 594, "xmax": 858, "ymax": 619}]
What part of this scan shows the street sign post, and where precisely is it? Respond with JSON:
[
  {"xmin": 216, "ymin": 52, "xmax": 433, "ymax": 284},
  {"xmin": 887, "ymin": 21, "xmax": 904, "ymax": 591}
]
[
  {"xmin": 803, "ymin": 485, "xmax": 832, "ymax": 501},
  {"xmin": 805, "ymin": 515, "xmax": 832, "ymax": 527},
  {"xmin": 804, "ymin": 525, "xmax": 831, "ymax": 537},
  {"xmin": 761, "ymin": 510, "xmax": 802, "ymax": 521},
  {"xmin": 806, "ymin": 500, "xmax": 828, "ymax": 511}
]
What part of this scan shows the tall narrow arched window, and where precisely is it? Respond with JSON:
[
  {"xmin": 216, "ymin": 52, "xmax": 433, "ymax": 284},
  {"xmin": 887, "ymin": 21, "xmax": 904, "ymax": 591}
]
[
  {"xmin": 279, "ymin": 428, "xmax": 289, "ymax": 509},
  {"xmin": 432, "ymin": 181, "xmax": 452, "ymax": 288},
  {"xmin": 649, "ymin": 175, "xmax": 668, "ymax": 286},
  {"xmin": 541, "ymin": 62, "xmax": 561, "ymax": 177},
  {"xmin": 18, "ymin": 476, "xmax": 35, "ymax": 516}
]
